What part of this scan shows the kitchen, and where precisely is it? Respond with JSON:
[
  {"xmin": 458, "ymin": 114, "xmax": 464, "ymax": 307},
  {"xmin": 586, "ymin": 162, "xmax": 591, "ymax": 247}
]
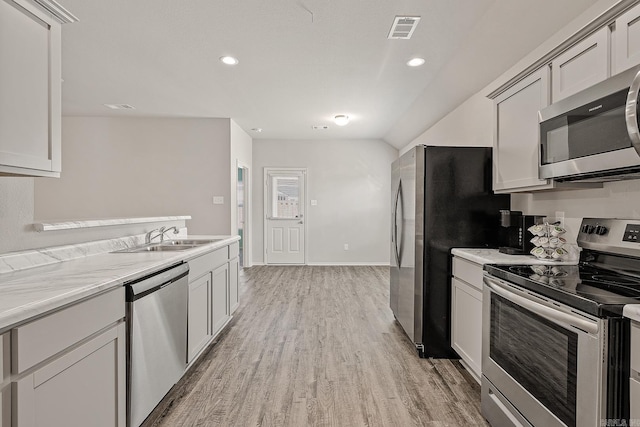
[{"xmin": 3, "ymin": 0, "xmax": 640, "ymax": 426}]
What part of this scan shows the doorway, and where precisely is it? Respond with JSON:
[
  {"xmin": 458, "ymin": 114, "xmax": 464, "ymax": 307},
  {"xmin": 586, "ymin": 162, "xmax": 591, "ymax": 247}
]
[
  {"xmin": 264, "ymin": 168, "xmax": 306, "ymax": 264},
  {"xmin": 237, "ymin": 163, "xmax": 249, "ymax": 267}
]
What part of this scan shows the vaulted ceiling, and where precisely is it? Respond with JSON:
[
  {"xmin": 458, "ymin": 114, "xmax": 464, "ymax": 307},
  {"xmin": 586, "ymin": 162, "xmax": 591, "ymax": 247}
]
[{"xmin": 59, "ymin": 0, "xmax": 600, "ymax": 149}]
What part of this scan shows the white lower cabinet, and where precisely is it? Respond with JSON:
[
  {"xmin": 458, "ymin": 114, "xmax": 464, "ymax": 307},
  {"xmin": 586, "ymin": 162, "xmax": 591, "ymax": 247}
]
[
  {"xmin": 1, "ymin": 332, "xmax": 9, "ymax": 427},
  {"xmin": 186, "ymin": 241, "xmax": 239, "ymax": 365},
  {"xmin": 451, "ymin": 257, "xmax": 484, "ymax": 383},
  {"xmin": 13, "ymin": 323, "xmax": 125, "ymax": 427},
  {"xmin": 188, "ymin": 272, "xmax": 212, "ymax": 362},
  {"xmin": 11, "ymin": 287, "xmax": 126, "ymax": 427},
  {"xmin": 212, "ymin": 263, "xmax": 230, "ymax": 334},
  {"xmin": 229, "ymin": 256, "xmax": 239, "ymax": 314}
]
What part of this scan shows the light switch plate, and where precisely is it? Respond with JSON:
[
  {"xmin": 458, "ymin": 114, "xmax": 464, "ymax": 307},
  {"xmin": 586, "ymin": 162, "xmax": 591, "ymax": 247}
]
[
  {"xmin": 311, "ymin": 200, "xmax": 318, "ymax": 206},
  {"xmin": 213, "ymin": 196, "xmax": 224, "ymax": 205}
]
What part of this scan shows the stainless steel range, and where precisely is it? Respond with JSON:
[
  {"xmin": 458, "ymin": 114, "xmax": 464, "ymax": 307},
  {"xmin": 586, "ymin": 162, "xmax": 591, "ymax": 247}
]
[{"xmin": 482, "ymin": 218, "xmax": 640, "ymax": 427}]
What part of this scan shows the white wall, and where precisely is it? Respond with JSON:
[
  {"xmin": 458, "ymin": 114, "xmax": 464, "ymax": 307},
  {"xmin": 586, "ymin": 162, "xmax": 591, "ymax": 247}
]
[
  {"xmin": 400, "ymin": 92, "xmax": 494, "ymax": 155},
  {"xmin": 252, "ymin": 139, "xmax": 398, "ymax": 265},
  {"xmin": 0, "ymin": 176, "xmax": 187, "ymax": 254},
  {"xmin": 35, "ymin": 117, "xmax": 231, "ymax": 235}
]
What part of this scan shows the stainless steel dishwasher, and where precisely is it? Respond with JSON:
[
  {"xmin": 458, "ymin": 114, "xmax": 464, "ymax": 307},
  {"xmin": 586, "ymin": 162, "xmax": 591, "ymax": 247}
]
[{"xmin": 125, "ymin": 262, "xmax": 189, "ymax": 427}]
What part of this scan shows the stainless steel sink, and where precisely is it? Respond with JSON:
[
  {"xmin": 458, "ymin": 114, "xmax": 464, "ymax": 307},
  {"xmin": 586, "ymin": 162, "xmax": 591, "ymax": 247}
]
[
  {"xmin": 112, "ymin": 238, "xmax": 222, "ymax": 253},
  {"xmin": 163, "ymin": 239, "xmax": 223, "ymax": 245}
]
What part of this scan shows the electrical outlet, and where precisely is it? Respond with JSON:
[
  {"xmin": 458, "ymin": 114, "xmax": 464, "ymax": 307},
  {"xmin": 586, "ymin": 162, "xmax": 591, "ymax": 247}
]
[
  {"xmin": 213, "ymin": 196, "xmax": 224, "ymax": 205},
  {"xmin": 555, "ymin": 211, "xmax": 565, "ymax": 227},
  {"xmin": 344, "ymin": 243, "xmax": 349, "ymax": 250},
  {"xmin": 311, "ymin": 200, "xmax": 318, "ymax": 206}
]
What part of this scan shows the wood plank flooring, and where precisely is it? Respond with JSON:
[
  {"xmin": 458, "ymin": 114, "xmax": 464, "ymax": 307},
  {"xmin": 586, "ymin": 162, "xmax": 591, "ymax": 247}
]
[{"xmin": 144, "ymin": 266, "xmax": 488, "ymax": 427}]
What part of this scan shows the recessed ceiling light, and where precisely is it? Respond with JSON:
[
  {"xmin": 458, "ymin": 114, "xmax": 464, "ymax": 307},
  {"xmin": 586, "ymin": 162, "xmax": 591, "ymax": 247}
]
[
  {"xmin": 220, "ymin": 56, "xmax": 239, "ymax": 65},
  {"xmin": 407, "ymin": 57, "xmax": 425, "ymax": 67},
  {"xmin": 334, "ymin": 115, "xmax": 350, "ymax": 126},
  {"xmin": 251, "ymin": 128, "xmax": 263, "ymax": 133}
]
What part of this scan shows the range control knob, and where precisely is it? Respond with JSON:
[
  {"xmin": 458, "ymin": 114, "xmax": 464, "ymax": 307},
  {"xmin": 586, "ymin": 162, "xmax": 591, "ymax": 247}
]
[
  {"xmin": 595, "ymin": 225, "xmax": 608, "ymax": 236},
  {"xmin": 582, "ymin": 224, "xmax": 596, "ymax": 234}
]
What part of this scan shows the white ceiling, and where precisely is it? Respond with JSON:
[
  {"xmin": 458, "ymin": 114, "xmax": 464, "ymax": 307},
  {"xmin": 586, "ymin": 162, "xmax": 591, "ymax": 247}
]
[{"xmin": 58, "ymin": 0, "xmax": 600, "ymax": 149}]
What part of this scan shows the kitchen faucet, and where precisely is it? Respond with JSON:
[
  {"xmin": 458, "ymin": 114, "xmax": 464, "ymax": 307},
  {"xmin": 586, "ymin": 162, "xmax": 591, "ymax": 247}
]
[{"xmin": 145, "ymin": 226, "xmax": 180, "ymax": 244}]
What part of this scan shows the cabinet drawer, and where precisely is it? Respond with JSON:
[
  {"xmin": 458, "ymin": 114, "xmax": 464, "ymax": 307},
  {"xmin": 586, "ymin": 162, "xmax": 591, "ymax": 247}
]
[
  {"xmin": 452, "ymin": 257, "xmax": 484, "ymax": 291},
  {"xmin": 229, "ymin": 241, "xmax": 239, "ymax": 259},
  {"xmin": 632, "ymin": 321, "xmax": 640, "ymax": 374},
  {"xmin": 189, "ymin": 247, "xmax": 227, "ymax": 281},
  {"xmin": 12, "ymin": 287, "xmax": 124, "ymax": 374}
]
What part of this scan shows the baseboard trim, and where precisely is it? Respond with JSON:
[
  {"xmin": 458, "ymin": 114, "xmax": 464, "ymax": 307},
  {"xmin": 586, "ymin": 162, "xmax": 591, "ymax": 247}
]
[
  {"xmin": 249, "ymin": 262, "xmax": 390, "ymax": 267},
  {"xmin": 306, "ymin": 262, "xmax": 390, "ymax": 266}
]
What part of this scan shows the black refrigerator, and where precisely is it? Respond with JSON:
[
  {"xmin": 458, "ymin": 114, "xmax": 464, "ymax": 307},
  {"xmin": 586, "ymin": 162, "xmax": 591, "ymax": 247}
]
[{"xmin": 390, "ymin": 145, "xmax": 510, "ymax": 358}]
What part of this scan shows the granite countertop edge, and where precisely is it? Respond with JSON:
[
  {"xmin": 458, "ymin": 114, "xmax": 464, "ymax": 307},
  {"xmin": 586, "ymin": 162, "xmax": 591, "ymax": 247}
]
[
  {"xmin": 451, "ymin": 248, "xmax": 578, "ymax": 266},
  {"xmin": 0, "ymin": 235, "xmax": 240, "ymax": 334}
]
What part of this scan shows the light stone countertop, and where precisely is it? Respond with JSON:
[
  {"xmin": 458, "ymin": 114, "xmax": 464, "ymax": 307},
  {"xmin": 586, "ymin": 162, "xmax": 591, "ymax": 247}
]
[
  {"xmin": 451, "ymin": 248, "xmax": 578, "ymax": 266},
  {"xmin": 0, "ymin": 235, "xmax": 239, "ymax": 334},
  {"xmin": 623, "ymin": 304, "xmax": 640, "ymax": 323}
]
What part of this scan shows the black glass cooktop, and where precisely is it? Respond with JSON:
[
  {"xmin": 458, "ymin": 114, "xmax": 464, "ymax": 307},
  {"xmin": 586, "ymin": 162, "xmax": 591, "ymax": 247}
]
[{"xmin": 484, "ymin": 261, "xmax": 640, "ymax": 317}]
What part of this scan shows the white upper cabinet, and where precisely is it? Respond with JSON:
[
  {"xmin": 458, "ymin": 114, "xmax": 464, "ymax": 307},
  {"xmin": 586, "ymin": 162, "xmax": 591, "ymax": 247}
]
[
  {"xmin": 493, "ymin": 67, "xmax": 552, "ymax": 192},
  {"xmin": 614, "ymin": 2, "xmax": 640, "ymax": 74},
  {"xmin": 0, "ymin": 0, "xmax": 75, "ymax": 178},
  {"xmin": 551, "ymin": 26, "xmax": 610, "ymax": 102}
]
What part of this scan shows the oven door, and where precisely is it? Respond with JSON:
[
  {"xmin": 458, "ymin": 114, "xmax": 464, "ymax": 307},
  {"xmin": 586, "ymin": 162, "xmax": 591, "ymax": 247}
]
[{"xmin": 482, "ymin": 274, "xmax": 605, "ymax": 427}]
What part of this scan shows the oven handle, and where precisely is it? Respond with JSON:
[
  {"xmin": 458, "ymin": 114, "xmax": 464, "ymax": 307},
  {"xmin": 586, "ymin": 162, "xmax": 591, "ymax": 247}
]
[
  {"xmin": 625, "ymin": 68, "xmax": 640, "ymax": 154},
  {"xmin": 484, "ymin": 275, "xmax": 599, "ymax": 335}
]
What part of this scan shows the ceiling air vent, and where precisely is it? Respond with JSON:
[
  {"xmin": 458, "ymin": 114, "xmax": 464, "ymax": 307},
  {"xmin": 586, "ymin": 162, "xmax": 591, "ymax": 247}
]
[
  {"xmin": 103, "ymin": 104, "xmax": 136, "ymax": 110},
  {"xmin": 388, "ymin": 16, "xmax": 421, "ymax": 39}
]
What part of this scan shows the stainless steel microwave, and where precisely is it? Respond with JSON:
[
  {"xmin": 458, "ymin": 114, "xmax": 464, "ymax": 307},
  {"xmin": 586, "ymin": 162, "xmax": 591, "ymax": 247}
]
[{"xmin": 538, "ymin": 65, "xmax": 640, "ymax": 182}]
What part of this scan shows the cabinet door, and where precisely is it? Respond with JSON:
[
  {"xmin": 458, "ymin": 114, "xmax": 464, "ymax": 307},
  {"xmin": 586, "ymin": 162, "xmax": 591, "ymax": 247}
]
[
  {"xmin": 0, "ymin": 333, "xmax": 8, "ymax": 427},
  {"xmin": 0, "ymin": 0, "xmax": 62, "ymax": 177},
  {"xmin": 13, "ymin": 322, "xmax": 126, "ymax": 427},
  {"xmin": 451, "ymin": 278, "xmax": 482, "ymax": 383},
  {"xmin": 229, "ymin": 257, "xmax": 239, "ymax": 314},
  {"xmin": 188, "ymin": 273, "xmax": 212, "ymax": 362},
  {"xmin": 551, "ymin": 27, "xmax": 610, "ymax": 102},
  {"xmin": 0, "ymin": 384, "xmax": 9, "ymax": 427},
  {"xmin": 614, "ymin": 3, "xmax": 640, "ymax": 74},
  {"xmin": 493, "ymin": 67, "xmax": 552, "ymax": 192},
  {"xmin": 212, "ymin": 263, "xmax": 230, "ymax": 335}
]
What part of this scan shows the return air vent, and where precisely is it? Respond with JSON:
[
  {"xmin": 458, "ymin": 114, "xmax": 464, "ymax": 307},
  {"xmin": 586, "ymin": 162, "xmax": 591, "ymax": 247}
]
[{"xmin": 388, "ymin": 16, "xmax": 421, "ymax": 39}]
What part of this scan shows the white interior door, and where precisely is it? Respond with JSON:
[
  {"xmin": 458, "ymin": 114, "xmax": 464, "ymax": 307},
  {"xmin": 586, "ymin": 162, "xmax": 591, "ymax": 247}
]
[{"xmin": 264, "ymin": 168, "xmax": 306, "ymax": 264}]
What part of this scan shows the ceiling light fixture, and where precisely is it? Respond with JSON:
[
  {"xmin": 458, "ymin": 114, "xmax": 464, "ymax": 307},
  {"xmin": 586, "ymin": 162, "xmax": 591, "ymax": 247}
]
[
  {"xmin": 334, "ymin": 115, "xmax": 350, "ymax": 126},
  {"xmin": 407, "ymin": 57, "xmax": 425, "ymax": 67},
  {"xmin": 220, "ymin": 56, "xmax": 239, "ymax": 65}
]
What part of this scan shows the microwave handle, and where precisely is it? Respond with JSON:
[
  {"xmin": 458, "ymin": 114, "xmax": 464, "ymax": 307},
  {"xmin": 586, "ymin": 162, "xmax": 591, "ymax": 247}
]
[
  {"xmin": 484, "ymin": 275, "xmax": 598, "ymax": 335},
  {"xmin": 625, "ymin": 69, "xmax": 640, "ymax": 153}
]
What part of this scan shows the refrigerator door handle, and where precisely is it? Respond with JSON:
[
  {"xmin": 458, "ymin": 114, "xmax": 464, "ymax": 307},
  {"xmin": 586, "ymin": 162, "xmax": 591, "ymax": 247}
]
[{"xmin": 393, "ymin": 180, "xmax": 403, "ymax": 267}]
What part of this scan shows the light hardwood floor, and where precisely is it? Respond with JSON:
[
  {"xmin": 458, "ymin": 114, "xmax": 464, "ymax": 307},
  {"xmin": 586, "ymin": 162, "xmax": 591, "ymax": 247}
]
[{"xmin": 144, "ymin": 266, "xmax": 488, "ymax": 427}]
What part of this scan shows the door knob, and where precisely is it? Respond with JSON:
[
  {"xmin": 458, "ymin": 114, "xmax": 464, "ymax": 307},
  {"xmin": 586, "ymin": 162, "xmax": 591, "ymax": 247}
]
[{"xmin": 298, "ymin": 221, "xmax": 304, "ymax": 224}]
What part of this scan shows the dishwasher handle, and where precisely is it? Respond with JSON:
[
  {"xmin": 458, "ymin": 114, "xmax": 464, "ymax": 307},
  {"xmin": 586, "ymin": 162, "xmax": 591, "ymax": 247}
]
[{"xmin": 125, "ymin": 263, "xmax": 189, "ymax": 301}]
